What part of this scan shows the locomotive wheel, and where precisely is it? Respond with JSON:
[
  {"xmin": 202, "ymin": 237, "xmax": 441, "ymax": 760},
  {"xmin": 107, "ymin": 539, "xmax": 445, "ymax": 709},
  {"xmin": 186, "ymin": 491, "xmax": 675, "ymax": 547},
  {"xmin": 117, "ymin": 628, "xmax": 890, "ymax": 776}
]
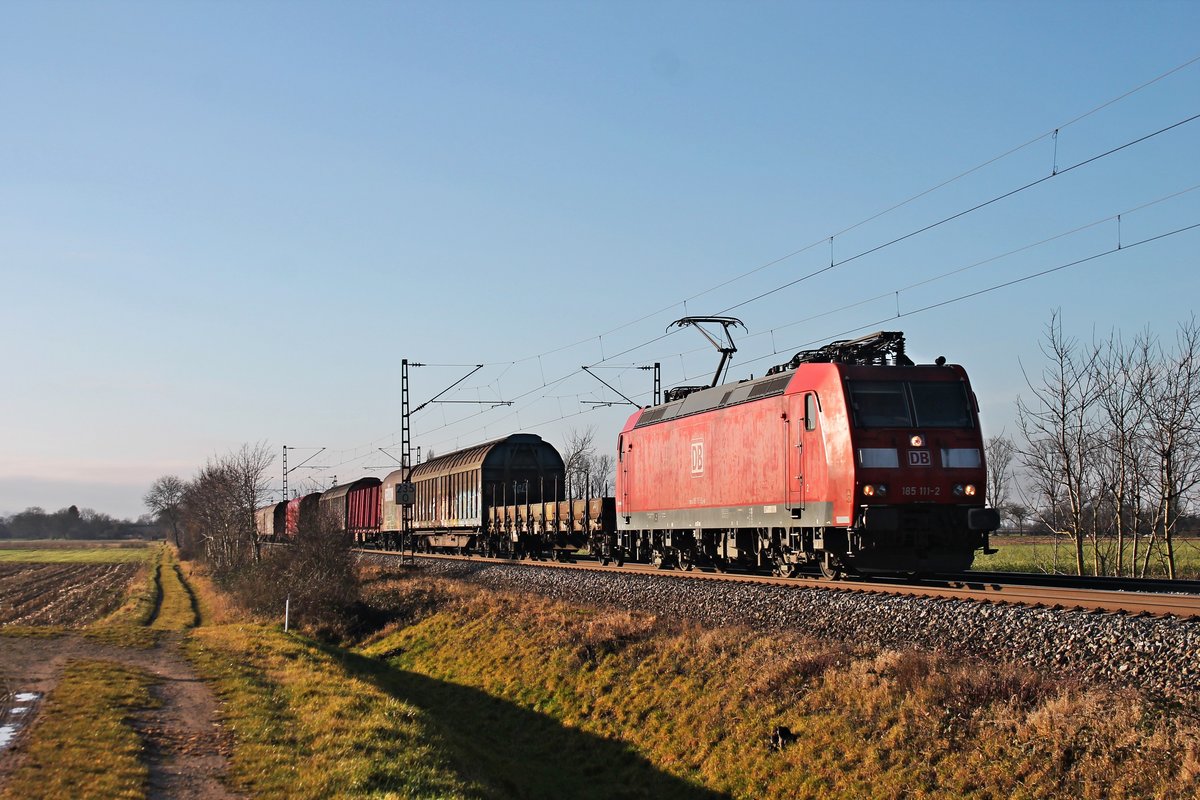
[
  {"xmin": 652, "ymin": 550, "xmax": 669, "ymax": 569},
  {"xmin": 819, "ymin": 554, "xmax": 843, "ymax": 580}
]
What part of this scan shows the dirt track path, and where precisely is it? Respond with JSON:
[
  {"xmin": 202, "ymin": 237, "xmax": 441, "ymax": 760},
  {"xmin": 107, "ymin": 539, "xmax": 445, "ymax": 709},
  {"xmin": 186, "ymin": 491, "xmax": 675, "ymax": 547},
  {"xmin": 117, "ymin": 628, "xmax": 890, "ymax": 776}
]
[{"xmin": 0, "ymin": 632, "xmax": 239, "ymax": 800}]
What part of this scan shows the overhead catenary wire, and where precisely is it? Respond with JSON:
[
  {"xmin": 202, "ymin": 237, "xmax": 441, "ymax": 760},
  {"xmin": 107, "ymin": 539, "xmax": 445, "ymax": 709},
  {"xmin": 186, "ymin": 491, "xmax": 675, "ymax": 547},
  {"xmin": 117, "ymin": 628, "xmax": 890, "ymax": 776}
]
[
  {"xmin": 325, "ymin": 191, "xmax": 1200, "ymax": 473},
  {"xmin": 314, "ymin": 58, "xmax": 1200, "ymax": 468},
  {"xmin": 415, "ymin": 213, "xmax": 1200, "ymax": 456}
]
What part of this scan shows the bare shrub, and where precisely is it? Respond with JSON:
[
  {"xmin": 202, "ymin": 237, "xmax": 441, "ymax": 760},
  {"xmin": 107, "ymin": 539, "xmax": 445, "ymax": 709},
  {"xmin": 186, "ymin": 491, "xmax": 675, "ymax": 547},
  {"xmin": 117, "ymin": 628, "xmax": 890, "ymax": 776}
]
[{"xmin": 222, "ymin": 513, "xmax": 360, "ymax": 640}]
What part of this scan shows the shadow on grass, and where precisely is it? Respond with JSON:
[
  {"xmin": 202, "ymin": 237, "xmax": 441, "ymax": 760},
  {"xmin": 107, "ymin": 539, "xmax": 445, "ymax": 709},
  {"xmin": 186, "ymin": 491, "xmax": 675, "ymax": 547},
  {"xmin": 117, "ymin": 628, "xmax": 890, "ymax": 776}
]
[{"xmin": 326, "ymin": 645, "xmax": 730, "ymax": 800}]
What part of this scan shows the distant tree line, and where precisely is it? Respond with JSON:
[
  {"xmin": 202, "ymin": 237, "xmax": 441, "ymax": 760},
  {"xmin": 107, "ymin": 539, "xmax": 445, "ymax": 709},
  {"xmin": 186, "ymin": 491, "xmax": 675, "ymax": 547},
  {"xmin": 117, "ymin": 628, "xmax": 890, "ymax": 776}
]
[
  {"xmin": 988, "ymin": 311, "xmax": 1200, "ymax": 578},
  {"xmin": 0, "ymin": 505, "xmax": 152, "ymax": 540}
]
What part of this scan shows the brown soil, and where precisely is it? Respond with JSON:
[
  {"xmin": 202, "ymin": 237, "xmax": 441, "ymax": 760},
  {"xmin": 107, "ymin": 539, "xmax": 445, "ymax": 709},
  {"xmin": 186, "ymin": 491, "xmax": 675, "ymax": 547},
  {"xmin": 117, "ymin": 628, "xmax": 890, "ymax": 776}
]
[
  {"xmin": 0, "ymin": 632, "xmax": 240, "ymax": 800},
  {"xmin": 0, "ymin": 564, "xmax": 140, "ymax": 626}
]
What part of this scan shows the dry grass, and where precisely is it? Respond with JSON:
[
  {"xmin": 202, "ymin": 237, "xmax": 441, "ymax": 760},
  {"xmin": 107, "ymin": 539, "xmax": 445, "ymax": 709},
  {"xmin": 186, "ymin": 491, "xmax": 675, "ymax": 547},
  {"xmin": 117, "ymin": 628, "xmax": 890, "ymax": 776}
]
[
  {"xmin": 359, "ymin": 570, "xmax": 1200, "ymax": 799},
  {"xmin": 181, "ymin": 559, "xmax": 242, "ymax": 626},
  {"xmin": 0, "ymin": 659, "xmax": 157, "ymax": 800},
  {"xmin": 184, "ymin": 623, "xmax": 481, "ymax": 799}
]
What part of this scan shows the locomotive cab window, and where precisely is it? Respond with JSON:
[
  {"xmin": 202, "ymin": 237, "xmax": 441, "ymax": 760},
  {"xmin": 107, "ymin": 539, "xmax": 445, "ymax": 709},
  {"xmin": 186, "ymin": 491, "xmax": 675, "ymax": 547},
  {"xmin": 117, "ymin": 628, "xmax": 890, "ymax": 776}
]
[
  {"xmin": 804, "ymin": 393, "xmax": 818, "ymax": 431},
  {"xmin": 910, "ymin": 381, "xmax": 972, "ymax": 428},
  {"xmin": 847, "ymin": 381, "xmax": 910, "ymax": 427},
  {"xmin": 848, "ymin": 380, "xmax": 973, "ymax": 428}
]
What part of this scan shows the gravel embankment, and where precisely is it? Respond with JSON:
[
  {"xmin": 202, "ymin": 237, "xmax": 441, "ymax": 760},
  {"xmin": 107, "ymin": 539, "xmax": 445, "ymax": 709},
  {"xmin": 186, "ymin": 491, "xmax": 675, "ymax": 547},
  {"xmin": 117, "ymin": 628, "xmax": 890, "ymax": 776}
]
[{"xmin": 360, "ymin": 553, "xmax": 1200, "ymax": 704}]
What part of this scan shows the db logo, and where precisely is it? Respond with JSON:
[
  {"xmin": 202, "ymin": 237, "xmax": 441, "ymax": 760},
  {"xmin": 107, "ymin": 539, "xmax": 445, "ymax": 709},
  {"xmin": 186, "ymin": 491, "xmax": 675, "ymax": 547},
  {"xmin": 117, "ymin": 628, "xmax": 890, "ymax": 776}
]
[
  {"xmin": 691, "ymin": 441, "xmax": 705, "ymax": 475},
  {"xmin": 908, "ymin": 450, "xmax": 932, "ymax": 466}
]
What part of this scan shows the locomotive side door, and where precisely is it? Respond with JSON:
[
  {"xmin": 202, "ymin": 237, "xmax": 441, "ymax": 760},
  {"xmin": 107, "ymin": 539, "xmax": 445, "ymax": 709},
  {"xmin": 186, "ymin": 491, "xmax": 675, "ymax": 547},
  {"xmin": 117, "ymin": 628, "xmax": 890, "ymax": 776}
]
[
  {"xmin": 800, "ymin": 392, "xmax": 828, "ymax": 515},
  {"xmin": 788, "ymin": 392, "xmax": 826, "ymax": 518},
  {"xmin": 617, "ymin": 434, "xmax": 629, "ymax": 517}
]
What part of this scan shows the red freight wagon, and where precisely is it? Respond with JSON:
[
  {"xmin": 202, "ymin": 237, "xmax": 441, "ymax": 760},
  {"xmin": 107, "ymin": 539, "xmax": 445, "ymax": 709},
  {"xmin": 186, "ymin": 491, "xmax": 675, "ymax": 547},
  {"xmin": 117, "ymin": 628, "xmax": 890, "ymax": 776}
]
[
  {"xmin": 286, "ymin": 492, "xmax": 324, "ymax": 537},
  {"xmin": 320, "ymin": 477, "xmax": 382, "ymax": 543},
  {"xmin": 615, "ymin": 331, "xmax": 999, "ymax": 577},
  {"xmin": 285, "ymin": 496, "xmax": 301, "ymax": 537}
]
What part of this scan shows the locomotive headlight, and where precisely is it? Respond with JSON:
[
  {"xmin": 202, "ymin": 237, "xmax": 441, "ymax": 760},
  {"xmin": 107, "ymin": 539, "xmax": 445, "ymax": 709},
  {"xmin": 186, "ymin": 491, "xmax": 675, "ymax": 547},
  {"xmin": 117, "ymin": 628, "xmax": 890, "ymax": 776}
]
[
  {"xmin": 863, "ymin": 485, "xmax": 876, "ymax": 497},
  {"xmin": 964, "ymin": 484, "xmax": 977, "ymax": 497},
  {"xmin": 862, "ymin": 484, "xmax": 888, "ymax": 498},
  {"xmin": 910, "ymin": 434, "xmax": 925, "ymax": 447}
]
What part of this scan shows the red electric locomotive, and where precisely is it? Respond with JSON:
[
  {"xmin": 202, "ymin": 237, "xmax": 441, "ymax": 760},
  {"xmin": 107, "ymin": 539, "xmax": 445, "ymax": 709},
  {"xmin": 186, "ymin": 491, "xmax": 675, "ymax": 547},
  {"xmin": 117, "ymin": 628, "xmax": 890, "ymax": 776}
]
[{"xmin": 614, "ymin": 331, "xmax": 999, "ymax": 577}]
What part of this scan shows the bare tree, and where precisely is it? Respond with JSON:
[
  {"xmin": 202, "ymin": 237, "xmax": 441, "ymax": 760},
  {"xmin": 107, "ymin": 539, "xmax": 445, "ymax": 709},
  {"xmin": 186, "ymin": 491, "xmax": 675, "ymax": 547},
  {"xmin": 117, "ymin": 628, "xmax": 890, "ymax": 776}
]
[
  {"xmin": 182, "ymin": 460, "xmax": 241, "ymax": 569},
  {"xmin": 1093, "ymin": 331, "xmax": 1153, "ymax": 576},
  {"xmin": 589, "ymin": 452, "xmax": 616, "ymax": 497},
  {"xmin": 561, "ymin": 427, "xmax": 597, "ymax": 499},
  {"xmin": 143, "ymin": 475, "xmax": 186, "ymax": 546},
  {"xmin": 1017, "ymin": 312, "xmax": 1103, "ymax": 575},
  {"xmin": 1006, "ymin": 503, "xmax": 1031, "ymax": 535},
  {"xmin": 985, "ymin": 435, "xmax": 1015, "ymax": 521},
  {"xmin": 233, "ymin": 442, "xmax": 275, "ymax": 563},
  {"xmin": 176, "ymin": 442, "xmax": 275, "ymax": 571},
  {"xmin": 1139, "ymin": 318, "xmax": 1200, "ymax": 579}
]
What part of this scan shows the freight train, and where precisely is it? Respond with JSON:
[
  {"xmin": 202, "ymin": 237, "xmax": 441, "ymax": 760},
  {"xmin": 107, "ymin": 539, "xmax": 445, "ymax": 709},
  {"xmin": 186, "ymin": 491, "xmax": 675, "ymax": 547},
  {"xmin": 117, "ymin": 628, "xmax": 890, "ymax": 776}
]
[{"xmin": 256, "ymin": 331, "xmax": 1000, "ymax": 578}]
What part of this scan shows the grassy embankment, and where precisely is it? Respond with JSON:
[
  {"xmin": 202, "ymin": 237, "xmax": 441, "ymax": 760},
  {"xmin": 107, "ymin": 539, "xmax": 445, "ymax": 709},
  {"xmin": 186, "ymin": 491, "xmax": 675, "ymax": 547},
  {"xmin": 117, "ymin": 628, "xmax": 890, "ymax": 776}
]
[
  {"xmin": 183, "ymin": 560, "xmax": 1200, "ymax": 799},
  {"xmin": 356, "ymin": 570, "xmax": 1200, "ymax": 800},
  {"xmin": 11, "ymin": 539, "xmax": 1195, "ymax": 798},
  {"xmin": 0, "ymin": 543, "xmax": 194, "ymax": 800},
  {"xmin": 974, "ymin": 535, "xmax": 1200, "ymax": 578}
]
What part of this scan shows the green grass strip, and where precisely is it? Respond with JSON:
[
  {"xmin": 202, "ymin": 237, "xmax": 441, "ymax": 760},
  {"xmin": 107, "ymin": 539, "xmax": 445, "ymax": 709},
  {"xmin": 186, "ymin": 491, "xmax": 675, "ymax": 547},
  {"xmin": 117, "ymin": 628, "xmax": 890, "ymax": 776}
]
[
  {"xmin": 0, "ymin": 659, "xmax": 158, "ymax": 800},
  {"xmin": 0, "ymin": 547, "xmax": 153, "ymax": 564},
  {"xmin": 151, "ymin": 552, "xmax": 199, "ymax": 631}
]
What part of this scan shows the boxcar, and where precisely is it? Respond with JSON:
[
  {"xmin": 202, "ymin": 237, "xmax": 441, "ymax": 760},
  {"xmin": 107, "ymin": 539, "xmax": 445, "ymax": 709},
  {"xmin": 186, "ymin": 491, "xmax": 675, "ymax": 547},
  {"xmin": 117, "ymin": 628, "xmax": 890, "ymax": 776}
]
[
  {"xmin": 253, "ymin": 501, "xmax": 288, "ymax": 542},
  {"xmin": 381, "ymin": 433, "xmax": 565, "ymax": 552},
  {"xmin": 319, "ymin": 477, "xmax": 382, "ymax": 543},
  {"xmin": 285, "ymin": 492, "xmax": 324, "ymax": 536}
]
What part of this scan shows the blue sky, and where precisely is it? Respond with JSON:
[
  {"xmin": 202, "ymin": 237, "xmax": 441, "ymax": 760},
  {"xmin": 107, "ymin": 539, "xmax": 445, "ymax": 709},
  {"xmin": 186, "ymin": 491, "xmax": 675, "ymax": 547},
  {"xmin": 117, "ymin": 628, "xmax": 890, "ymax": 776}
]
[{"xmin": 2, "ymin": 1, "xmax": 1198, "ymax": 518}]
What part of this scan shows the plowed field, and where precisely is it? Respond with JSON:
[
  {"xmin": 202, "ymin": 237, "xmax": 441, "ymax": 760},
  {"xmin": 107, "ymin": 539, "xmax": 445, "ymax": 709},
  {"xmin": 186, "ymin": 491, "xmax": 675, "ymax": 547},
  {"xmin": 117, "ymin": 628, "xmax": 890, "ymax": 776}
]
[{"xmin": 0, "ymin": 563, "xmax": 141, "ymax": 627}]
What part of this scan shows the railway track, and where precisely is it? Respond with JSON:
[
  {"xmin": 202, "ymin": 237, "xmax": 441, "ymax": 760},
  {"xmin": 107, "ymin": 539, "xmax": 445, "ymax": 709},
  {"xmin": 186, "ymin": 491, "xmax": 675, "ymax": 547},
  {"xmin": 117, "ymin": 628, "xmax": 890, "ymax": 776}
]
[{"xmin": 362, "ymin": 548, "xmax": 1200, "ymax": 619}]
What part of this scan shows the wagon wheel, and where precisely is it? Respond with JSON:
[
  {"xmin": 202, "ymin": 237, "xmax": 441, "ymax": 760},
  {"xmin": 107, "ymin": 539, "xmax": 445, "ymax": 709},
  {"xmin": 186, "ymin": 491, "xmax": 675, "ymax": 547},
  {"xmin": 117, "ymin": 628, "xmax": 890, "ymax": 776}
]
[
  {"xmin": 774, "ymin": 559, "xmax": 797, "ymax": 579},
  {"xmin": 652, "ymin": 549, "xmax": 669, "ymax": 570},
  {"xmin": 819, "ymin": 554, "xmax": 843, "ymax": 581}
]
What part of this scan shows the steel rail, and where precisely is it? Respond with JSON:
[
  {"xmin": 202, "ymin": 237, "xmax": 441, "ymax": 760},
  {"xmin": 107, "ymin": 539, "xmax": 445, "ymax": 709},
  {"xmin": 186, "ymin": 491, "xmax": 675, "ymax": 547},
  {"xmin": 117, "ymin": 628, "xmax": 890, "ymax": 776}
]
[
  {"xmin": 360, "ymin": 549, "xmax": 1200, "ymax": 620},
  {"xmin": 945, "ymin": 570, "xmax": 1200, "ymax": 595}
]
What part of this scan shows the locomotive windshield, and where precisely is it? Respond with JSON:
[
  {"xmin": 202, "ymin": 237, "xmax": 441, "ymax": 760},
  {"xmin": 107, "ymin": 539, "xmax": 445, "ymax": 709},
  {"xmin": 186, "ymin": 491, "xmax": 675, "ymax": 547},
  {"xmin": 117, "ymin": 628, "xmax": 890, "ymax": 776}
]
[{"xmin": 848, "ymin": 380, "xmax": 972, "ymax": 428}]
